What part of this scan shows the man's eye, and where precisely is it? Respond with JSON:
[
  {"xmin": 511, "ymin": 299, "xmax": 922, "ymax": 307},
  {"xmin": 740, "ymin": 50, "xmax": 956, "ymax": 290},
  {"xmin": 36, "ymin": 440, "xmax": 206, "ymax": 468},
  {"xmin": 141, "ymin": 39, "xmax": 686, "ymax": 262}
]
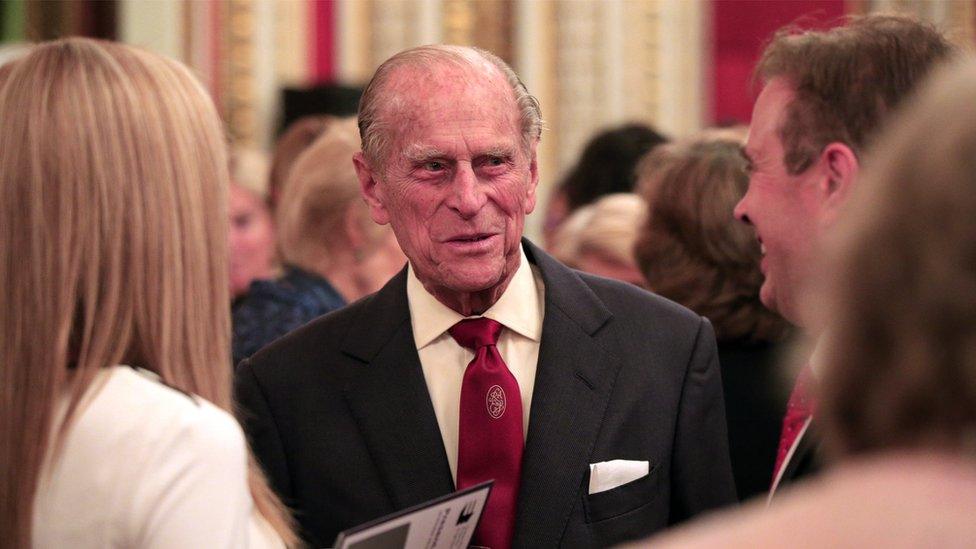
[
  {"xmin": 423, "ymin": 161, "xmax": 445, "ymax": 171},
  {"xmin": 480, "ymin": 156, "xmax": 509, "ymax": 170}
]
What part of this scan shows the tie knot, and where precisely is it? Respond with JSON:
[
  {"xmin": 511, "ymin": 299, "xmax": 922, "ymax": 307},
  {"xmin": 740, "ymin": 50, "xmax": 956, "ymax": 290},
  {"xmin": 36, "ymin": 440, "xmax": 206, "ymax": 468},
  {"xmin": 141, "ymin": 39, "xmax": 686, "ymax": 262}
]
[{"xmin": 449, "ymin": 317, "xmax": 502, "ymax": 350}]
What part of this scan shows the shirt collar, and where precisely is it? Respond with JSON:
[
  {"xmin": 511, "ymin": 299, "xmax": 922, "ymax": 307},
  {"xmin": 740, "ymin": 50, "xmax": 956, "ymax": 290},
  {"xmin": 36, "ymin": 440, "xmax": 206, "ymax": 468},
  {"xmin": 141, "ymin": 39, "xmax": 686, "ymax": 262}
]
[
  {"xmin": 407, "ymin": 246, "xmax": 542, "ymax": 349},
  {"xmin": 808, "ymin": 332, "xmax": 829, "ymax": 380}
]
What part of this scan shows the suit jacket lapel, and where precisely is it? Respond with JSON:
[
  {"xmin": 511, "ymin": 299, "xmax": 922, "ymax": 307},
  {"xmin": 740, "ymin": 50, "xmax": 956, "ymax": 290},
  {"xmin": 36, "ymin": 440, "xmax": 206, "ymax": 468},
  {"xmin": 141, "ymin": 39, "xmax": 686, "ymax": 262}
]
[
  {"xmin": 341, "ymin": 268, "xmax": 455, "ymax": 510},
  {"xmin": 513, "ymin": 241, "xmax": 620, "ymax": 547}
]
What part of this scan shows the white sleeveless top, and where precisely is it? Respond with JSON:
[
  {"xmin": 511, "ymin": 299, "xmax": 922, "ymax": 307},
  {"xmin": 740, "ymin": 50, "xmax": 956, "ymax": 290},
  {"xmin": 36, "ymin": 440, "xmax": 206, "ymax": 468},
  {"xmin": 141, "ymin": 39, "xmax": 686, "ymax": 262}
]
[{"xmin": 32, "ymin": 366, "xmax": 284, "ymax": 548}]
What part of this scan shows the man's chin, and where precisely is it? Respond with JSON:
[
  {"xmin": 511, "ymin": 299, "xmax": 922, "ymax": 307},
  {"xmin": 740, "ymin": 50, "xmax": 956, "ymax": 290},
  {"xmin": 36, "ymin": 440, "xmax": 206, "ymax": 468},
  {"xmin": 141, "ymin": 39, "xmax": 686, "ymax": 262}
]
[
  {"xmin": 447, "ymin": 275, "xmax": 505, "ymax": 295},
  {"xmin": 761, "ymin": 282, "xmax": 805, "ymax": 326},
  {"xmin": 759, "ymin": 282, "xmax": 778, "ymax": 314},
  {"xmin": 436, "ymin": 264, "xmax": 511, "ymax": 293}
]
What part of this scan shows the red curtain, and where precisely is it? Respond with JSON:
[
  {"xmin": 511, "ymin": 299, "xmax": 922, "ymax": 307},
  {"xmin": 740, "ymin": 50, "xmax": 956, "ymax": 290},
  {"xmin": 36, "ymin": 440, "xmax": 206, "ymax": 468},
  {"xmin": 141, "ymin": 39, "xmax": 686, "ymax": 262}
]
[
  {"xmin": 311, "ymin": 0, "xmax": 336, "ymax": 84},
  {"xmin": 710, "ymin": 0, "xmax": 846, "ymax": 126}
]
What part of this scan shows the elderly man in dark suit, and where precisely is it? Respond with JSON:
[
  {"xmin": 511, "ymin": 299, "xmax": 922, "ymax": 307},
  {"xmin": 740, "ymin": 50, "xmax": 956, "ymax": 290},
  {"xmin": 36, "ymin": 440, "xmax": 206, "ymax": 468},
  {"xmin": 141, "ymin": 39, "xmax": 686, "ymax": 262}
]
[{"xmin": 235, "ymin": 45, "xmax": 735, "ymax": 548}]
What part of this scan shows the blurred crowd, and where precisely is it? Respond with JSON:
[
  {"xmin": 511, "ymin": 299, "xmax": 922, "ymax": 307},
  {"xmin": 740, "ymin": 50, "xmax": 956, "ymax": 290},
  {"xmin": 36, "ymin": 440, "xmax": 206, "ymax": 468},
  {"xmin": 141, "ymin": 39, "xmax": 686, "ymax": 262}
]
[{"xmin": 3, "ymin": 12, "xmax": 976, "ymax": 549}]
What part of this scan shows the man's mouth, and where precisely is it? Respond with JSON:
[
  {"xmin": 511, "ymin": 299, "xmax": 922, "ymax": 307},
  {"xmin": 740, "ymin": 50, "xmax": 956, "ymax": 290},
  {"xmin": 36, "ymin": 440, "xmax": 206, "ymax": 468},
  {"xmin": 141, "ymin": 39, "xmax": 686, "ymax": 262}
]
[{"xmin": 449, "ymin": 233, "xmax": 493, "ymax": 243}]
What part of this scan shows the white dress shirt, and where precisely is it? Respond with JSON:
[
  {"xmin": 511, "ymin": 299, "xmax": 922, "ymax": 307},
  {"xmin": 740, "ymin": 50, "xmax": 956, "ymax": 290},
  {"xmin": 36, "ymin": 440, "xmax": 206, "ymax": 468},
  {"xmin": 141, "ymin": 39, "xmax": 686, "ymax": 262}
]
[{"xmin": 407, "ymin": 247, "xmax": 545, "ymax": 483}]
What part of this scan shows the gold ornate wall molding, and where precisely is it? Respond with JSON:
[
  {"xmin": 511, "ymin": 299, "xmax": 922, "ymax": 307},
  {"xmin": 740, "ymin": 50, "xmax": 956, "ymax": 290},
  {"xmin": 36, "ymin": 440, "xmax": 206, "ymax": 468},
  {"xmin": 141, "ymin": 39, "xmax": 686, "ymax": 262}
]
[
  {"xmin": 554, "ymin": 0, "xmax": 604, "ymax": 172},
  {"xmin": 655, "ymin": 0, "xmax": 705, "ymax": 137},
  {"xmin": 274, "ymin": 0, "xmax": 310, "ymax": 87},
  {"xmin": 251, "ymin": 0, "xmax": 276, "ymax": 150},
  {"xmin": 337, "ymin": 0, "xmax": 374, "ymax": 85},
  {"xmin": 443, "ymin": 0, "xmax": 514, "ymax": 60},
  {"xmin": 552, "ymin": 0, "xmax": 704, "ymax": 167},
  {"xmin": 223, "ymin": 0, "xmax": 257, "ymax": 147},
  {"xmin": 867, "ymin": 0, "xmax": 975, "ymax": 47},
  {"xmin": 514, "ymin": 0, "xmax": 558, "ymax": 241},
  {"xmin": 371, "ymin": 0, "xmax": 442, "ymax": 70}
]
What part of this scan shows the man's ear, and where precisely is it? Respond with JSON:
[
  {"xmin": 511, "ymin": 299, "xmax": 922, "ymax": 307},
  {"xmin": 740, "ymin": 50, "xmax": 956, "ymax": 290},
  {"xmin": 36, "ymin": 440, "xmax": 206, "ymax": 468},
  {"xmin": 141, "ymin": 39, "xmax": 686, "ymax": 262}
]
[
  {"xmin": 818, "ymin": 142, "xmax": 859, "ymax": 225},
  {"xmin": 523, "ymin": 140, "xmax": 540, "ymax": 215},
  {"xmin": 353, "ymin": 151, "xmax": 391, "ymax": 225}
]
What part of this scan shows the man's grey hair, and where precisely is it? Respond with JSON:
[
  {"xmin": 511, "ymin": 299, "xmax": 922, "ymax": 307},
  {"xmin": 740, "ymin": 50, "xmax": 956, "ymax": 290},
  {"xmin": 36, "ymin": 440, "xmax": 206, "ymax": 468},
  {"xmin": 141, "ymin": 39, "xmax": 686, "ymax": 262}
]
[{"xmin": 357, "ymin": 45, "xmax": 543, "ymax": 169}]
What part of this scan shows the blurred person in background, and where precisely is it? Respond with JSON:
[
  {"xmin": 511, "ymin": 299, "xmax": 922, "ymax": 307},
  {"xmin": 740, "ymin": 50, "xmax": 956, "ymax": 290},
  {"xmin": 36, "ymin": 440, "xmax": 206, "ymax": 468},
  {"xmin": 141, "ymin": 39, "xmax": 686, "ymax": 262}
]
[
  {"xmin": 0, "ymin": 38, "xmax": 294, "ymax": 548},
  {"xmin": 229, "ymin": 121, "xmax": 329, "ymax": 301},
  {"xmin": 232, "ymin": 118, "xmax": 405, "ymax": 364},
  {"xmin": 550, "ymin": 193, "xmax": 647, "ymax": 287},
  {"xmin": 635, "ymin": 136, "xmax": 791, "ymax": 501},
  {"xmin": 543, "ymin": 122, "xmax": 667, "ymax": 249},
  {"xmin": 632, "ymin": 56, "xmax": 976, "ymax": 548},
  {"xmin": 229, "ymin": 181, "xmax": 277, "ymax": 300},
  {"xmin": 732, "ymin": 14, "xmax": 954, "ymax": 495},
  {"xmin": 267, "ymin": 115, "xmax": 333, "ymax": 211}
]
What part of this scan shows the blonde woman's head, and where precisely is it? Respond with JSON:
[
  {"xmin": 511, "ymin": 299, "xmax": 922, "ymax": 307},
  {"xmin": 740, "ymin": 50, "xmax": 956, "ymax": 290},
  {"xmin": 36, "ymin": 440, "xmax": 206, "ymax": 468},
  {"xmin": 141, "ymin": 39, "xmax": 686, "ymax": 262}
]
[
  {"xmin": 0, "ymin": 38, "xmax": 293, "ymax": 546},
  {"xmin": 551, "ymin": 193, "xmax": 648, "ymax": 287},
  {"xmin": 278, "ymin": 117, "xmax": 404, "ymax": 299}
]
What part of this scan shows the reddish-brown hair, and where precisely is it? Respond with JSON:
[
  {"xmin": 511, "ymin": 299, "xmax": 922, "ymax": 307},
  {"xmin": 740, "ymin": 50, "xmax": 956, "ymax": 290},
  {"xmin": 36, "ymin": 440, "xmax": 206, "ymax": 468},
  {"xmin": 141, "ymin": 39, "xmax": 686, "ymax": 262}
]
[
  {"xmin": 757, "ymin": 14, "xmax": 953, "ymax": 174},
  {"xmin": 635, "ymin": 137, "xmax": 788, "ymax": 343}
]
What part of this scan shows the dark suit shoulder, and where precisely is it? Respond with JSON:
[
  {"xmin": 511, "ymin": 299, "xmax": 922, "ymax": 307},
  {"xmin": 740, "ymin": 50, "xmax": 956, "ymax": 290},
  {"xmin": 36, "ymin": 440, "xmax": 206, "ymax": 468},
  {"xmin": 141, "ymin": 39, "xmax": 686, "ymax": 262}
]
[
  {"xmin": 240, "ymin": 291, "xmax": 377, "ymax": 383},
  {"xmin": 575, "ymin": 271, "xmax": 704, "ymax": 334}
]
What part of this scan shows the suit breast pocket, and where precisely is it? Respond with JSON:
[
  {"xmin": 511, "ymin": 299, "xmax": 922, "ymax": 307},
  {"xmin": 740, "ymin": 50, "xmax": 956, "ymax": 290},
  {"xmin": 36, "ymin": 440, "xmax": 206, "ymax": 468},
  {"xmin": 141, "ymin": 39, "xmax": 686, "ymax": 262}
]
[{"xmin": 583, "ymin": 464, "xmax": 660, "ymax": 524}]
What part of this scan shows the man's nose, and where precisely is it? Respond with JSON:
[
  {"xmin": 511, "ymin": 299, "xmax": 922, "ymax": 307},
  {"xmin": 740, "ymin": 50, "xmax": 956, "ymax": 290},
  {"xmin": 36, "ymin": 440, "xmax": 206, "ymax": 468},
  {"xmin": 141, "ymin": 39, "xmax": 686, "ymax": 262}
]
[
  {"xmin": 733, "ymin": 194, "xmax": 751, "ymax": 226},
  {"xmin": 446, "ymin": 164, "xmax": 487, "ymax": 218}
]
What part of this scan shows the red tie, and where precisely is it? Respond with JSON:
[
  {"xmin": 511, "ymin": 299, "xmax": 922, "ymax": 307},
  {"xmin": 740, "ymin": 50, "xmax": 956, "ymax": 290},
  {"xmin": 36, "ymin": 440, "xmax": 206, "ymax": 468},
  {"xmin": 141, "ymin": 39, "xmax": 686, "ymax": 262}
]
[
  {"xmin": 450, "ymin": 318, "xmax": 523, "ymax": 549},
  {"xmin": 772, "ymin": 366, "xmax": 816, "ymax": 486}
]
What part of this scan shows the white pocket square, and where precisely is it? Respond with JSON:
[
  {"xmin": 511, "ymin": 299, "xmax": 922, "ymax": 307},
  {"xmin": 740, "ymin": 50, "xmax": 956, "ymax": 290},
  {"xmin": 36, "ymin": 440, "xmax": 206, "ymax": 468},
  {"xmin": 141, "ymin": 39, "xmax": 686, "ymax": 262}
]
[{"xmin": 588, "ymin": 459, "xmax": 650, "ymax": 495}]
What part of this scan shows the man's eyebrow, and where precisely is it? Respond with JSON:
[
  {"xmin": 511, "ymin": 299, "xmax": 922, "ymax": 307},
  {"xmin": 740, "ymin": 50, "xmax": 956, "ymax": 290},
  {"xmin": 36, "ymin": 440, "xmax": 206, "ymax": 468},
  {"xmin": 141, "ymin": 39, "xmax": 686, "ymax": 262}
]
[
  {"xmin": 480, "ymin": 145, "xmax": 517, "ymax": 158},
  {"xmin": 402, "ymin": 145, "xmax": 447, "ymax": 163}
]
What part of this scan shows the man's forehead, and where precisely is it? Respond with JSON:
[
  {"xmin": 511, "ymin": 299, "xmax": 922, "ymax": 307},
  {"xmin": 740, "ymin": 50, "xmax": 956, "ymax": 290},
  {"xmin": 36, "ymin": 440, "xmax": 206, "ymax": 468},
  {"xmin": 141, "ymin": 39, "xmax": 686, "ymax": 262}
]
[
  {"xmin": 756, "ymin": 78, "xmax": 794, "ymax": 122},
  {"xmin": 389, "ymin": 54, "xmax": 503, "ymax": 86},
  {"xmin": 748, "ymin": 77, "xmax": 795, "ymax": 147},
  {"xmin": 379, "ymin": 69, "xmax": 519, "ymax": 135},
  {"xmin": 387, "ymin": 69, "xmax": 512, "ymax": 112}
]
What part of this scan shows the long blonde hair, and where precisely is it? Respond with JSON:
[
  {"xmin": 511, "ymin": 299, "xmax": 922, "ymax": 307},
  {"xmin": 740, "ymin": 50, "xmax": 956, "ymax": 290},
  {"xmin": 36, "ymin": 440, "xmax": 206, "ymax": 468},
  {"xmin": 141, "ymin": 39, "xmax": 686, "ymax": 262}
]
[{"xmin": 0, "ymin": 38, "xmax": 294, "ymax": 546}]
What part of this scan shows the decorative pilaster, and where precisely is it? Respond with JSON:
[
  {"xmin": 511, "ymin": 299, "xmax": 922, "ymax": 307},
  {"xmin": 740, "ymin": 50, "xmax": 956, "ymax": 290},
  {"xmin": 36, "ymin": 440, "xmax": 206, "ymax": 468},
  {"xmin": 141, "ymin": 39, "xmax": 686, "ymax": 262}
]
[
  {"xmin": 223, "ymin": 0, "xmax": 257, "ymax": 147},
  {"xmin": 274, "ymin": 0, "xmax": 311, "ymax": 87},
  {"xmin": 337, "ymin": 0, "xmax": 374, "ymax": 84},
  {"xmin": 514, "ymin": 0, "xmax": 558, "ymax": 241}
]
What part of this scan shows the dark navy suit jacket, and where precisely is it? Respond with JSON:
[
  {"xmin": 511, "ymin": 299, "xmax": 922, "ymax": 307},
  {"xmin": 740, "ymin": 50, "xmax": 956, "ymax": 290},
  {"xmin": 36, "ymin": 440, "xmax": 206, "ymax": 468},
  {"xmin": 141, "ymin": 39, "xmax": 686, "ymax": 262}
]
[{"xmin": 235, "ymin": 240, "xmax": 736, "ymax": 547}]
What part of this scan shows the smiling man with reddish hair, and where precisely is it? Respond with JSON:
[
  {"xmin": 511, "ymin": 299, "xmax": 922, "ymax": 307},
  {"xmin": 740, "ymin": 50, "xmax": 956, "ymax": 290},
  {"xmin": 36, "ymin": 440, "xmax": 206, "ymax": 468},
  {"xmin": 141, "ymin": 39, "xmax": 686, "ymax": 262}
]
[
  {"xmin": 236, "ymin": 45, "xmax": 735, "ymax": 548},
  {"xmin": 734, "ymin": 15, "xmax": 954, "ymax": 496}
]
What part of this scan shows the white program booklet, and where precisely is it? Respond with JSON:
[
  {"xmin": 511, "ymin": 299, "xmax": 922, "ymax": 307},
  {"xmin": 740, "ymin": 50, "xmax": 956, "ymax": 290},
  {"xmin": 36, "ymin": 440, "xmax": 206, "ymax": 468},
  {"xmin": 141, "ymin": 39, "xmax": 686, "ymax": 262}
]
[{"xmin": 333, "ymin": 481, "xmax": 493, "ymax": 549}]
